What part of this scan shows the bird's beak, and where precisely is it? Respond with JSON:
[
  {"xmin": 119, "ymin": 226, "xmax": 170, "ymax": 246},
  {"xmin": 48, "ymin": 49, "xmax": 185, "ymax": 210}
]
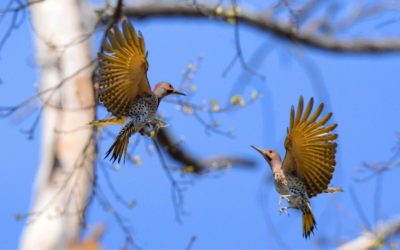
[
  {"xmin": 251, "ymin": 145, "xmax": 272, "ymax": 162},
  {"xmin": 251, "ymin": 145, "xmax": 264, "ymax": 155},
  {"xmin": 172, "ymin": 89, "xmax": 186, "ymax": 96}
]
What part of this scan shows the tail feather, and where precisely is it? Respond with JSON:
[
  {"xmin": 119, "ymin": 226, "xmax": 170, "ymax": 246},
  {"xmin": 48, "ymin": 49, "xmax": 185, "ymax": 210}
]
[
  {"xmin": 323, "ymin": 187, "xmax": 343, "ymax": 193},
  {"xmin": 301, "ymin": 199, "xmax": 317, "ymax": 239},
  {"xmin": 105, "ymin": 122, "xmax": 137, "ymax": 163}
]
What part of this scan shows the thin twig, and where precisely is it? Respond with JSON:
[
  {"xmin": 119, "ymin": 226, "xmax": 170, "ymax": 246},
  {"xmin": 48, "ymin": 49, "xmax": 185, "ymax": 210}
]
[
  {"xmin": 349, "ymin": 186, "xmax": 371, "ymax": 230},
  {"xmin": 185, "ymin": 235, "xmax": 197, "ymax": 250},
  {"xmin": 152, "ymin": 138, "xmax": 186, "ymax": 223}
]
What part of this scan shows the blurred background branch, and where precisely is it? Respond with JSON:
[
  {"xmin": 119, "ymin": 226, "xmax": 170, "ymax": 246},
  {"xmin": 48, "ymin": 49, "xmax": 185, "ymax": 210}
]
[
  {"xmin": 97, "ymin": 1, "xmax": 400, "ymax": 53},
  {"xmin": 338, "ymin": 218, "xmax": 400, "ymax": 250}
]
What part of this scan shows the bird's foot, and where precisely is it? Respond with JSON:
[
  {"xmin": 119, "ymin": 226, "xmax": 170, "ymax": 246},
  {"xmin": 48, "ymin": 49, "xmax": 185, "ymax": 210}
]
[
  {"xmin": 139, "ymin": 124, "xmax": 153, "ymax": 136},
  {"xmin": 139, "ymin": 119, "xmax": 169, "ymax": 137},
  {"xmin": 152, "ymin": 118, "xmax": 168, "ymax": 128},
  {"xmin": 278, "ymin": 195, "xmax": 291, "ymax": 205},
  {"xmin": 278, "ymin": 196, "xmax": 284, "ymax": 206},
  {"xmin": 278, "ymin": 195, "xmax": 292, "ymax": 215},
  {"xmin": 279, "ymin": 206, "xmax": 289, "ymax": 215}
]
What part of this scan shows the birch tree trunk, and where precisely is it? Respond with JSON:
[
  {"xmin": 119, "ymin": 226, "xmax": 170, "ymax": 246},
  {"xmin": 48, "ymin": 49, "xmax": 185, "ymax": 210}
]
[{"xmin": 20, "ymin": 0, "xmax": 95, "ymax": 249}]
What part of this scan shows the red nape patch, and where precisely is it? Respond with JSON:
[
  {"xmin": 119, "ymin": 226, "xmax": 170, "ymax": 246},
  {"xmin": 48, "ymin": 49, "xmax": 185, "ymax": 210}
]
[{"xmin": 153, "ymin": 83, "xmax": 163, "ymax": 91}]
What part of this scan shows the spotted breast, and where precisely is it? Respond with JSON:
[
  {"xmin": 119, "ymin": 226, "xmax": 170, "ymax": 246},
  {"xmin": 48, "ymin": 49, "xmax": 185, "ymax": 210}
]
[
  {"xmin": 286, "ymin": 175, "xmax": 308, "ymax": 197},
  {"xmin": 127, "ymin": 93, "xmax": 159, "ymax": 127}
]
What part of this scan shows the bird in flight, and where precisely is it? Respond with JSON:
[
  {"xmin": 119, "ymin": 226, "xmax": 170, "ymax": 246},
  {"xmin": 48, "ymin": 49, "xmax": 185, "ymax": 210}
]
[
  {"xmin": 252, "ymin": 96, "xmax": 342, "ymax": 239},
  {"xmin": 92, "ymin": 20, "xmax": 185, "ymax": 163}
]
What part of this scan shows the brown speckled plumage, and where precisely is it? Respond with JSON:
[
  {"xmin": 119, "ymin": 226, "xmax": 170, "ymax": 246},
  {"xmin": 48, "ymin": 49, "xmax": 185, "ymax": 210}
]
[
  {"xmin": 252, "ymin": 96, "xmax": 342, "ymax": 239},
  {"xmin": 94, "ymin": 21, "xmax": 185, "ymax": 163},
  {"xmin": 105, "ymin": 93, "xmax": 159, "ymax": 163}
]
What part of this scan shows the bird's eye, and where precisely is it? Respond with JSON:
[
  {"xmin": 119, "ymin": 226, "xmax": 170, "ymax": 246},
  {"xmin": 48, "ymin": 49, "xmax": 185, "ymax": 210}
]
[{"xmin": 269, "ymin": 150, "xmax": 272, "ymax": 153}]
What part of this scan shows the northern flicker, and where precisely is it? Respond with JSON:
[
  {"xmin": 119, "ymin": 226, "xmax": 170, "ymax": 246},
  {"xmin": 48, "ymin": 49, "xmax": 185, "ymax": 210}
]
[
  {"xmin": 92, "ymin": 20, "xmax": 185, "ymax": 163},
  {"xmin": 251, "ymin": 96, "xmax": 342, "ymax": 239}
]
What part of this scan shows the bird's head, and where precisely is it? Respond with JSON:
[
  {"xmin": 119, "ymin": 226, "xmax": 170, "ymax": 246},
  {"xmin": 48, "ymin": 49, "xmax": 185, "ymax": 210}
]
[
  {"xmin": 153, "ymin": 82, "xmax": 186, "ymax": 99},
  {"xmin": 251, "ymin": 145, "xmax": 281, "ymax": 168}
]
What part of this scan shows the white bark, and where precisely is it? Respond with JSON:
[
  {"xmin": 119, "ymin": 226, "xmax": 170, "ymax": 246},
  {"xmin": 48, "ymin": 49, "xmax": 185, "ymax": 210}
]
[
  {"xmin": 20, "ymin": 0, "xmax": 95, "ymax": 249},
  {"xmin": 338, "ymin": 218, "xmax": 400, "ymax": 250}
]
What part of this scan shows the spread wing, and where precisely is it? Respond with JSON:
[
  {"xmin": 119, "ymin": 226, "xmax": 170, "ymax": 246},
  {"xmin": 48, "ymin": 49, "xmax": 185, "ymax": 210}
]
[
  {"xmin": 98, "ymin": 20, "xmax": 151, "ymax": 117},
  {"xmin": 282, "ymin": 96, "xmax": 338, "ymax": 197}
]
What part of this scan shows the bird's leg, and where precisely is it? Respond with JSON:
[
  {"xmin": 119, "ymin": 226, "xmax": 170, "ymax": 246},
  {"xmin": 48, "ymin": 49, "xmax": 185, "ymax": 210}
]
[
  {"xmin": 278, "ymin": 195, "xmax": 292, "ymax": 215},
  {"xmin": 279, "ymin": 206, "xmax": 288, "ymax": 215},
  {"xmin": 279, "ymin": 194, "xmax": 291, "ymax": 204},
  {"xmin": 152, "ymin": 118, "xmax": 168, "ymax": 129},
  {"xmin": 139, "ymin": 118, "xmax": 168, "ymax": 137},
  {"xmin": 278, "ymin": 195, "xmax": 285, "ymax": 205},
  {"xmin": 139, "ymin": 123, "xmax": 153, "ymax": 136}
]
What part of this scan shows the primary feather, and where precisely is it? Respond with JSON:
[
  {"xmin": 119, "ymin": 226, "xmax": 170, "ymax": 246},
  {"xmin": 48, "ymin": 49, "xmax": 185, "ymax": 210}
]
[
  {"xmin": 98, "ymin": 20, "xmax": 151, "ymax": 117},
  {"xmin": 282, "ymin": 96, "xmax": 338, "ymax": 197}
]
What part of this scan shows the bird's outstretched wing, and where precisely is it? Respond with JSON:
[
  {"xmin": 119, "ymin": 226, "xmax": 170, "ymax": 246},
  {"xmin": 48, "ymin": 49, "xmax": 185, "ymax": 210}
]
[
  {"xmin": 282, "ymin": 96, "xmax": 338, "ymax": 197},
  {"xmin": 98, "ymin": 20, "xmax": 151, "ymax": 117}
]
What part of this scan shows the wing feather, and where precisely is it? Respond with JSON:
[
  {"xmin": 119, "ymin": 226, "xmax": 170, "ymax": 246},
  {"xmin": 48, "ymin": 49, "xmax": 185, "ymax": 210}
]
[
  {"xmin": 289, "ymin": 106, "xmax": 295, "ymax": 131},
  {"xmin": 282, "ymin": 96, "xmax": 338, "ymax": 197},
  {"xmin": 102, "ymin": 39, "xmax": 114, "ymax": 53},
  {"xmin": 307, "ymin": 103, "xmax": 324, "ymax": 124},
  {"xmin": 294, "ymin": 97, "xmax": 304, "ymax": 125},
  {"xmin": 300, "ymin": 98, "xmax": 313, "ymax": 124},
  {"xmin": 98, "ymin": 20, "xmax": 151, "ymax": 117}
]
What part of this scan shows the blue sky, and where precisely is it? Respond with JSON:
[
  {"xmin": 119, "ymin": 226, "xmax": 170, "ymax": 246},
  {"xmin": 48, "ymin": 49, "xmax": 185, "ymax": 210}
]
[{"xmin": 1, "ymin": 1, "xmax": 400, "ymax": 249}]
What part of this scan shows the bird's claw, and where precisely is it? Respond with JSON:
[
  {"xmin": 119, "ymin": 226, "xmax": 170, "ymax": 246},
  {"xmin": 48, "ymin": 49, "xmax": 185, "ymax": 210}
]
[
  {"xmin": 278, "ymin": 195, "xmax": 290, "ymax": 206},
  {"xmin": 153, "ymin": 118, "xmax": 168, "ymax": 128},
  {"xmin": 278, "ymin": 195, "xmax": 291, "ymax": 215},
  {"xmin": 278, "ymin": 196, "xmax": 283, "ymax": 206},
  {"xmin": 139, "ymin": 124, "xmax": 153, "ymax": 136},
  {"xmin": 139, "ymin": 119, "xmax": 169, "ymax": 137},
  {"xmin": 279, "ymin": 206, "xmax": 289, "ymax": 215}
]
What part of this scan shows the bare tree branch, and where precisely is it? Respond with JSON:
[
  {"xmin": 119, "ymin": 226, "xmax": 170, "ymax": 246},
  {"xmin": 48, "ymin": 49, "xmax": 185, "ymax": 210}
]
[
  {"xmin": 96, "ymin": 1, "xmax": 400, "ymax": 54},
  {"xmin": 338, "ymin": 218, "xmax": 400, "ymax": 250},
  {"xmin": 156, "ymin": 127, "xmax": 256, "ymax": 174}
]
